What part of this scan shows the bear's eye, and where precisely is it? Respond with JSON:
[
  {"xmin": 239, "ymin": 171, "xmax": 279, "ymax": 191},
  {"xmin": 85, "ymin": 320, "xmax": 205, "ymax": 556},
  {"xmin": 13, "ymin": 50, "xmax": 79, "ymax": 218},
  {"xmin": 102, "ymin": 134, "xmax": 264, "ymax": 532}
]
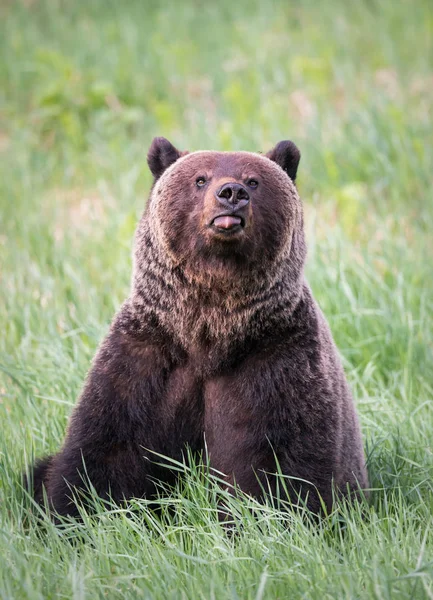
[
  {"xmin": 247, "ymin": 179, "xmax": 259, "ymax": 189},
  {"xmin": 196, "ymin": 177, "xmax": 207, "ymax": 187}
]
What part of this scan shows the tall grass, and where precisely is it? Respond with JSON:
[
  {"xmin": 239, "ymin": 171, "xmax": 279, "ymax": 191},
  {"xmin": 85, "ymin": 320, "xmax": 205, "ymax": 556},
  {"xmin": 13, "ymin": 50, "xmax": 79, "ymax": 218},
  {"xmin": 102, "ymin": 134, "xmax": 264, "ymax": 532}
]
[{"xmin": 0, "ymin": 0, "xmax": 432, "ymax": 597}]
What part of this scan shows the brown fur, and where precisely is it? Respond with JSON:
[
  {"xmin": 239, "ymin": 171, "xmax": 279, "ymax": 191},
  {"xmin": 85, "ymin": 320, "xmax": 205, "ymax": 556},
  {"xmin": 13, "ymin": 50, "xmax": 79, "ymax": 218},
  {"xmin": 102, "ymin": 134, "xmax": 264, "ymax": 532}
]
[{"xmin": 28, "ymin": 138, "xmax": 368, "ymax": 517}]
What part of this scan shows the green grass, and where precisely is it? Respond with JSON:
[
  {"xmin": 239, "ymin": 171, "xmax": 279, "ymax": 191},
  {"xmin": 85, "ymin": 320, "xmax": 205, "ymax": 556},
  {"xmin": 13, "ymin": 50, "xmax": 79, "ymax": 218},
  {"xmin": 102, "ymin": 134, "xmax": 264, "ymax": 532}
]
[{"xmin": 1, "ymin": 0, "xmax": 432, "ymax": 597}]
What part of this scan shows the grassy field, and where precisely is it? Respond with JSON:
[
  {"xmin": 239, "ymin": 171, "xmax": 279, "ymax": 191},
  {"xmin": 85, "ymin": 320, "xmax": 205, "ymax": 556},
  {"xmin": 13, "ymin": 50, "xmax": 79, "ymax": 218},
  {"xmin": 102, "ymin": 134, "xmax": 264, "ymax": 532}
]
[{"xmin": 1, "ymin": 0, "xmax": 432, "ymax": 598}]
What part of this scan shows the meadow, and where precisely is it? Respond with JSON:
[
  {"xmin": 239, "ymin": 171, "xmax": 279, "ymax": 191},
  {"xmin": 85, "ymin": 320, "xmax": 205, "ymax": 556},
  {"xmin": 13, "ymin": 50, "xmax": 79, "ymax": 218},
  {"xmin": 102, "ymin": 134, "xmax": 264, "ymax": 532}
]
[{"xmin": 0, "ymin": 0, "xmax": 432, "ymax": 598}]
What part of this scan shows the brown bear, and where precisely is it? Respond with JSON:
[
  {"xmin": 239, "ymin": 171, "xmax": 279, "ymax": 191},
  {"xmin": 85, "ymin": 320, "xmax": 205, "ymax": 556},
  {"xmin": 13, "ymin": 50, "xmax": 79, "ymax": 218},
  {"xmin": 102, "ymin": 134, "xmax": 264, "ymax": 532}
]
[{"xmin": 29, "ymin": 137, "xmax": 368, "ymax": 517}]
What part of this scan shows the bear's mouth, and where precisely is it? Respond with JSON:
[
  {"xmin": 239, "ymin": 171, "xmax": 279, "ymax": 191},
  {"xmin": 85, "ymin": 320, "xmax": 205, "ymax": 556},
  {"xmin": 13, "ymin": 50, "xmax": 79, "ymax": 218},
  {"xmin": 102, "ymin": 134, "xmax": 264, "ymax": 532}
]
[{"xmin": 210, "ymin": 214, "xmax": 245, "ymax": 233}]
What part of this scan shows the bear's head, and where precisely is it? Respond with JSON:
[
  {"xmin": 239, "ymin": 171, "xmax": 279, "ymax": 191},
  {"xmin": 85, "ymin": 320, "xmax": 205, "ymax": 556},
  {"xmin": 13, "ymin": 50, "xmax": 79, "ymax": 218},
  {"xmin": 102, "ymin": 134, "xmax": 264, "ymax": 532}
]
[{"xmin": 141, "ymin": 137, "xmax": 306, "ymax": 290}]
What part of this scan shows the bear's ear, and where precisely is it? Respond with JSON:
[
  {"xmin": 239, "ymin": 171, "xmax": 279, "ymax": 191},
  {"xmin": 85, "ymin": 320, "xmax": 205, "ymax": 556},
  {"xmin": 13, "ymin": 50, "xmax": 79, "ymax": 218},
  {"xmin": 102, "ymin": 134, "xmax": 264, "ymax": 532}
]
[
  {"xmin": 265, "ymin": 140, "xmax": 301, "ymax": 182},
  {"xmin": 147, "ymin": 137, "xmax": 185, "ymax": 179}
]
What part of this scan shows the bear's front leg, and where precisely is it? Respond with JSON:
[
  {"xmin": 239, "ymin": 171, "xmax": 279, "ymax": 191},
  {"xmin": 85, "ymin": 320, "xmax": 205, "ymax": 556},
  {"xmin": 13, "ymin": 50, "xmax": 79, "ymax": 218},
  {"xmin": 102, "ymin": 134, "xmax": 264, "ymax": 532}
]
[
  {"xmin": 37, "ymin": 319, "xmax": 181, "ymax": 518},
  {"xmin": 204, "ymin": 329, "xmax": 367, "ymax": 514},
  {"xmin": 204, "ymin": 371, "xmax": 336, "ymax": 513}
]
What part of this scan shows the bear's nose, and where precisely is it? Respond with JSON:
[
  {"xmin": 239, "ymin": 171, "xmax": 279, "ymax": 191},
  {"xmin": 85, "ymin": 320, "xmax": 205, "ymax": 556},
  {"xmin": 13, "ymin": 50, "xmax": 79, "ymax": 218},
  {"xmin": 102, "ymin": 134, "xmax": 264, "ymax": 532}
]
[{"xmin": 216, "ymin": 183, "xmax": 250, "ymax": 208}]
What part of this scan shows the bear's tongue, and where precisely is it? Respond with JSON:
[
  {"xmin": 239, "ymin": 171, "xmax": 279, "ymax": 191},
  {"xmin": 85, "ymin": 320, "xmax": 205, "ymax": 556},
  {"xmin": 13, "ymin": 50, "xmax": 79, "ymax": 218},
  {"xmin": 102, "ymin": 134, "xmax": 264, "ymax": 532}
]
[{"xmin": 213, "ymin": 215, "xmax": 242, "ymax": 229}]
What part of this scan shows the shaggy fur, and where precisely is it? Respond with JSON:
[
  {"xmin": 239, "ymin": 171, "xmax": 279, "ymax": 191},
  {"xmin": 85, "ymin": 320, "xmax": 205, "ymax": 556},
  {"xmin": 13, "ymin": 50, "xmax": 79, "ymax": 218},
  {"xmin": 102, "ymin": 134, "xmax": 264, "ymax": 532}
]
[{"xmin": 28, "ymin": 137, "xmax": 368, "ymax": 517}]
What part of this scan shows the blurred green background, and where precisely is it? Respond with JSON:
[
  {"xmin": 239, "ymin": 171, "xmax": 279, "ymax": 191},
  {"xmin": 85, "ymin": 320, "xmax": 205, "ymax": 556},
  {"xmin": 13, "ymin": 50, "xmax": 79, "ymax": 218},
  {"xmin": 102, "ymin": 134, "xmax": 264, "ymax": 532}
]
[{"xmin": 0, "ymin": 0, "xmax": 432, "ymax": 598}]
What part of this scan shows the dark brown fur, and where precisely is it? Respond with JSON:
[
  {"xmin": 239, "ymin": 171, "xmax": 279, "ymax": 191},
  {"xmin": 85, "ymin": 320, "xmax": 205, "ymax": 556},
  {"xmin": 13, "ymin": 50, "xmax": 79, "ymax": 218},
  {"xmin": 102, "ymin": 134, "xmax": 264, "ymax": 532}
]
[{"xmin": 28, "ymin": 138, "xmax": 368, "ymax": 517}]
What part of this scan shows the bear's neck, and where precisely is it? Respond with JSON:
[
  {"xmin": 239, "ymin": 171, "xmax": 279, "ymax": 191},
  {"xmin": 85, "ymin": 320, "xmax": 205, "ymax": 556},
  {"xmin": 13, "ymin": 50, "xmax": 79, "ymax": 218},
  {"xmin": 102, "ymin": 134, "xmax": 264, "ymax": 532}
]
[{"xmin": 130, "ymin": 217, "xmax": 306, "ymax": 351}]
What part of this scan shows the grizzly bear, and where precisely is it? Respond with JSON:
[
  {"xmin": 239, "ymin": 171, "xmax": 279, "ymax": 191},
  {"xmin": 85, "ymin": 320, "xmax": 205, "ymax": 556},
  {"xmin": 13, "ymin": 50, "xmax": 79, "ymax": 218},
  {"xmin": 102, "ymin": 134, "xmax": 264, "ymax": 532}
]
[{"xmin": 29, "ymin": 137, "xmax": 368, "ymax": 517}]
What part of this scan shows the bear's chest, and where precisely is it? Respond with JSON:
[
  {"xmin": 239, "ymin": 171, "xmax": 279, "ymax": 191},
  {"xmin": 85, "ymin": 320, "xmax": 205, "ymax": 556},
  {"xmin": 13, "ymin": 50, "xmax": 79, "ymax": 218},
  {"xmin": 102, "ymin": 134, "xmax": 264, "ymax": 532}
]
[
  {"xmin": 159, "ymin": 354, "xmax": 265, "ymax": 451},
  {"xmin": 159, "ymin": 362, "xmax": 205, "ymax": 453}
]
